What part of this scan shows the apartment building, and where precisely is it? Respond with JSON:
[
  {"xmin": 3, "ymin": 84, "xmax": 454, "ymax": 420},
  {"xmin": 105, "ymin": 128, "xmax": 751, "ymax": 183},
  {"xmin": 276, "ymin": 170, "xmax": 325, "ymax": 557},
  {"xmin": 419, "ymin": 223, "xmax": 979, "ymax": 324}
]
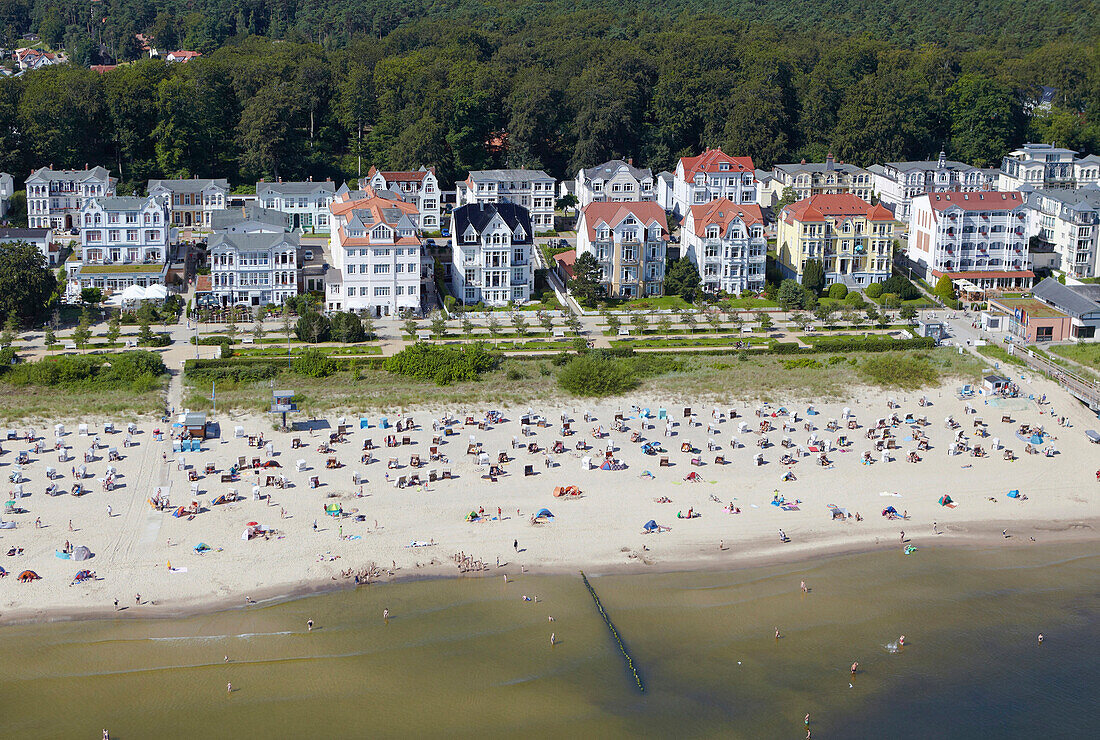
[
  {"xmin": 208, "ymin": 231, "xmax": 299, "ymax": 307},
  {"xmin": 777, "ymin": 194, "xmax": 895, "ymax": 288},
  {"xmin": 70, "ymin": 195, "xmax": 170, "ymax": 292},
  {"xmin": 575, "ymin": 202, "xmax": 668, "ymax": 298},
  {"xmin": 25, "ymin": 166, "xmax": 117, "ymax": 230},
  {"xmin": 326, "ymin": 189, "xmax": 422, "ymax": 316},
  {"xmin": 573, "ymin": 159, "xmax": 655, "ymax": 207},
  {"xmin": 455, "ymin": 170, "xmax": 555, "ymax": 233},
  {"xmin": 682, "ymin": 199, "xmax": 767, "ymax": 296},
  {"xmin": 209, "ymin": 204, "xmax": 291, "ymax": 234},
  {"xmin": 0, "ymin": 172, "xmax": 12, "ymax": 218},
  {"xmin": 147, "ymin": 179, "xmax": 229, "ymax": 228},
  {"xmin": 1024, "ymin": 187, "xmax": 1100, "ymax": 279},
  {"xmin": 361, "ymin": 166, "xmax": 442, "ymax": 230},
  {"xmin": 450, "ymin": 202, "xmax": 534, "ymax": 306},
  {"xmin": 768, "ymin": 154, "xmax": 872, "ymax": 203},
  {"xmin": 257, "ymin": 179, "xmax": 336, "ymax": 232},
  {"xmin": 999, "ymin": 143, "xmax": 1100, "ymax": 191},
  {"xmin": 868, "ymin": 151, "xmax": 996, "ymax": 223},
  {"xmin": 907, "ymin": 191, "xmax": 1033, "ymax": 290},
  {"xmin": 668, "ymin": 148, "xmax": 757, "ymax": 217}
]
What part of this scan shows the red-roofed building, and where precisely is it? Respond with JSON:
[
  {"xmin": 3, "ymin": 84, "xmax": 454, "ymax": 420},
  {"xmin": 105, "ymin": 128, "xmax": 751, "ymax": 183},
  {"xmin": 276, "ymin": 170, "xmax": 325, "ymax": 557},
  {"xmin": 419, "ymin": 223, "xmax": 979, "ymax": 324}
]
[
  {"xmin": 576, "ymin": 202, "xmax": 668, "ymax": 297},
  {"xmin": 361, "ymin": 166, "xmax": 441, "ymax": 230},
  {"xmin": 16, "ymin": 47, "xmax": 64, "ymax": 71},
  {"xmin": 682, "ymin": 199, "xmax": 767, "ymax": 295},
  {"xmin": 166, "ymin": 50, "xmax": 201, "ymax": 63},
  {"xmin": 907, "ymin": 190, "xmax": 1033, "ymax": 290},
  {"xmin": 554, "ymin": 249, "xmax": 576, "ymax": 280},
  {"xmin": 327, "ymin": 187, "xmax": 423, "ymax": 315},
  {"xmin": 668, "ymin": 148, "xmax": 758, "ymax": 216},
  {"xmin": 777, "ymin": 194, "xmax": 895, "ymax": 288}
]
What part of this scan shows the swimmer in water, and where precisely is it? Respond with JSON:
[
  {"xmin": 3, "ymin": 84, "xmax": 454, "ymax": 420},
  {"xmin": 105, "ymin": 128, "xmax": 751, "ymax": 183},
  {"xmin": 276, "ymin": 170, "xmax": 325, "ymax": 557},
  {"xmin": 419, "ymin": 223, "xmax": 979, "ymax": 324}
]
[
  {"xmin": 851, "ymin": 661, "xmax": 859, "ymax": 674},
  {"xmin": 775, "ymin": 627, "xmax": 781, "ymax": 639},
  {"xmin": 227, "ymin": 682, "xmax": 232, "ymax": 694},
  {"xmin": 1038, "ymin": 633, "xmax": 1044, "ymax": 644},
  {"xmin": 898, "ymin": 635, "xmax": 905, "ymax": 647},
  {"xmin": 383, "ymin": 608, "xmax": 389, "ymax": 620},
  {"xmin": 307, "ymin": 619, "xmax": 314, "ymax": 631}
]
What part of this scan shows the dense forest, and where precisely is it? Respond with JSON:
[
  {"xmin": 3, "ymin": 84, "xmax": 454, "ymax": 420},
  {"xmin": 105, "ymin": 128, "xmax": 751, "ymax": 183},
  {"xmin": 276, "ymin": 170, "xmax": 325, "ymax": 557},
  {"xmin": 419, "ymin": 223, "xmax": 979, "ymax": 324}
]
[{"xmin": 0, "ymin": 0, "xmax": 1097, "ymax": 190}]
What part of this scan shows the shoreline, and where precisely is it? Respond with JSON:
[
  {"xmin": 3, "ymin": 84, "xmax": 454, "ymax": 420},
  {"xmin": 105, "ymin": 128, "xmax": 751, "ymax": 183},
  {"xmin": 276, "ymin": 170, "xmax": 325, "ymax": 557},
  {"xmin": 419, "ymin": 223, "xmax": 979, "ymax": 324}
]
[{"xmin": 3, "ymin": 517, "xmax": 1095, "ymax": 628}]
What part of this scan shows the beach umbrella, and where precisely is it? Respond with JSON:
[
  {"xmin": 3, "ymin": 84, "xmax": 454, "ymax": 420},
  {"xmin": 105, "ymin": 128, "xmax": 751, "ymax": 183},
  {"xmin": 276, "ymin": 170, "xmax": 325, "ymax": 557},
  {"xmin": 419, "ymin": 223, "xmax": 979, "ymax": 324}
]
[{"xmin": 247, "ymin": 521, "xmax": 258, "ymax": 526}]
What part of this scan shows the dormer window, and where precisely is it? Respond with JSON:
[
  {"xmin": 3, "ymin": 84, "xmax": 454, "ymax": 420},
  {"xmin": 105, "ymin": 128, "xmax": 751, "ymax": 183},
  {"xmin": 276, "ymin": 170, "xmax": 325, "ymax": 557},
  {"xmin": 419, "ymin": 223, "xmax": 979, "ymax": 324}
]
[
  {"xmin": 719, "ymin": 163, "xmax": 730, "ymax": 171},
  {"xmin": 706, "ymin": 226, "xmax": 719, "ymax": 239}
]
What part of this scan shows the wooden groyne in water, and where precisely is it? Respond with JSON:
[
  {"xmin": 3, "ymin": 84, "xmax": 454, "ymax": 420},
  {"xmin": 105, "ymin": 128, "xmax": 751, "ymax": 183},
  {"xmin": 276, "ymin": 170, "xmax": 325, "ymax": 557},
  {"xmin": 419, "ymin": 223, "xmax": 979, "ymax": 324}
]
[{"xmin": 580, "ymin": 571, "xmax": 645, "ymax": 693}]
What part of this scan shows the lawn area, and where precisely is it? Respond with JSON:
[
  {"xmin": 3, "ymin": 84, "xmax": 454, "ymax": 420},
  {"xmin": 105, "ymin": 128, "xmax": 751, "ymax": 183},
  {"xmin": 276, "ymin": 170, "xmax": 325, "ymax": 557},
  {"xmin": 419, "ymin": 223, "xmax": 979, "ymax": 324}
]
[
  {"xmin": 233, "ymin": 345, "xmax": 383, "ymax": 358},
  {"xmin": 1048, "ymin": 343, "xmax": 1100, "ymax": 373},
  {"xmin": 601, "ymin": 295, "xmax": 696, "ymax": 311},
  {"xmin": 610, "ymin": 337, "xmax": 762, "ymax": 349},
  {"xmin": 976, "ymin": 343, "xmax": 1025, "ymax": 368},
  {"xmin": 0, "ymin": 382, "xmax": 167, "ymax": 422},
  {"xmin": 184, "ymin": 347, "xmax": 982, "ymax": 413}
]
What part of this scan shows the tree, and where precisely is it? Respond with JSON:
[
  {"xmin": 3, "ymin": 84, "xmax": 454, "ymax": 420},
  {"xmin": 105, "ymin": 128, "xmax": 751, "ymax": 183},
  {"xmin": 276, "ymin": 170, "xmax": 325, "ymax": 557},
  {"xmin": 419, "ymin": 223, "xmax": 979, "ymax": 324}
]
[
  {"xmin": 790, "ymin": 312, "xmax": 812, "ymax": 332},
  {"xmin": 252, "ymin": 320, "xmax": 265, "ymax": 341},
  {"xmin": 570, "ymin": 252, "xmax": 604, "ymax": 307},
  {"xmin": 775, "ymin": 186, "xmax": 798, "ymax": 212},
  {"xmin": 236, "ymin": 81, "xmax": 304, "ymax": 179},
  {"xmin": 460, "ymin": 314, "xmax": 474, "ymax": 340},
  {"xmin": 225, "ymin": 317, "xmax": 239, "ymax": 341},
  {"xmin": 44, "ymin": 326, "xmax": 57, "ymax": 351},
  {"xmin": 680, "ymin": 309, "xmax": 698, "ymax": 334},
  {"xmin": 631, "ymin": 312, "xmax": 649, "ymax": 335},
  {"xmin": 813, "ymin": 303, "xmax": 837, "ymax": 326},
  {"xmin": 331, "ymin": 312, "xmax": 366, "ymax": 343},
  {"xmin": 656, "ymin": 314, "xmax": 673, "ymax": 336},
  {"xmin": 755, "ymin": 312, "xmax": 774, "ymax": 333},
  {"xmin": 899, "ymin": 305, "xmax": 918, "ymax": 323},
  {"xmin": 486, "ymin": 314, "xmax": 502, "ymax": 337},
  {"xmin": 604, "ymin": 312, "xmax": 622, "ymax": 335},
  {"xmin": 705, "ymin": 311, "xmax": 722, "ymax": 333},
  {"xmin": 296, "ymin": 312, "xmax": 331, "ymax": 343},
  {"xmin": 361, "ymin": 314, "xmax": 377, "ymax": 341},
  {"xmin": 0, "ymin": 314, "xmax": 17, "ymax": 348},
  {"xmin": 537, "ymin": 310, "xmax": 554, "ymax": 334},
  {"xmin": 864, "ymin": 305, "xmax": 880, "ymax": 323},
  {"xmin": 881, "ymin": 293, "xmax": 902, "ymax": 309},
  {"xmin": 105, "ymin": 314, "xmax": 121, "ymax": 345},
  {"xmin": 875, "ymin": 310, "xmax": 891, "ymax": 329},
  {"xmin": 827, "ymin": 283, "xmax": 849, "ymax": 300},
  {"xmin": 403, "ymin": 317, "xmax": 419, "ymax": 338},
  {"xmin": 72, "ymin": 311, "xmax": 92, "ymax": 352},
  {"xmin": 138, "ymin": 318, "xmax": 154, "ymax": 345},
  {"xmin": 841, "ymin": 309, "xmax": 861, "ymax": 328},
  {"xmin": 566, "ymin": 310, "xmax": 583, "ymax": 335},
  {"xmin": 934, "ymin": 275, "xmax": 957, "ymax": 301},
  {"xmin": 728, "ymin": 312, "xmax": 744, "ymax": 334},
  {"xmin": 948, "ymin": 74, "xmax": 1024, "ymax": 167},
  {"xmin": 801, "ymin": 259, "xmax": 825, "ymax": 295},
  {"xmin": 664, "ymin": 258, "xmax": 701, "ymax": 302},
  {"xmin": 81, "ymin": 287, "xmax": 104, "ymax": 305},
  {"xmin": 511, "ymin": 312, "xmax": 529, "ymax": 336},
  {"xmin": 0, "ymin": 241, "xmax": 57, "ymax": 325},
  {"xmin": 777, "ymin": 279, "xmax": 805, "ymax": 309},
  {"xmin": 430, "ymin": 312, "xmax": 448, "ymax": 338},
  {"xmin": 865, "ymin": 282, "xmax": 884, "ymax": 300}
]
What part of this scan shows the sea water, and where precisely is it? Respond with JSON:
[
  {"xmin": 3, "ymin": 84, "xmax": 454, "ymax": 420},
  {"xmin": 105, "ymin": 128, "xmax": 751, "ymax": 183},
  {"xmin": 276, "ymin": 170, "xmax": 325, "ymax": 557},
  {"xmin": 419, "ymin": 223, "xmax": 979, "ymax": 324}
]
[{"xmin": 0, "ymin": 544, "xmax": 1096, "ymax": 738}]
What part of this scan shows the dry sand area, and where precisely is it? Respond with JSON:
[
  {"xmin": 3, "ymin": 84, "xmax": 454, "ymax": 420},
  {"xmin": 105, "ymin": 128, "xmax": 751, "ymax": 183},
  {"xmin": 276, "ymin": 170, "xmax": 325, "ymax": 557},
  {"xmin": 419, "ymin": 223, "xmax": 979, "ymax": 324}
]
[{"xmin": 0, "ymin": 369, "xmax": 1097, "ymax": 623}]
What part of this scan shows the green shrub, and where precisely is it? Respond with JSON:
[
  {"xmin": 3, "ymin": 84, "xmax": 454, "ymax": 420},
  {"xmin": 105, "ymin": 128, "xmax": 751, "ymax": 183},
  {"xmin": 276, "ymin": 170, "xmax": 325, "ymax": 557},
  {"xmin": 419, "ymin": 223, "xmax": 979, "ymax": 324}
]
[
  {"xmin": 137, "ymin": 332, "xmax": 172, "ymax": 347},
  {"xmin": 191, "ymin": 335, "xmax": 234, "ymax": 345},
  {"xmin": 843, "ymin": 292, "xmax": 866, "ymax": 308},
  {"xmin": 827, "ymin": 283, "xmax": 848, "ymax": 299},
  {"xmin": 881, "ymin": 275, "xmax": 919, "ymax": 300},
  {"xmin": 384, "ymin": 342, "xmax": 499, "ymax": 385},
  {"xmin": 865, "ymin": 283, "xmax": 883, "ymax": 299},
  {"xmin": 558, "ymin": 354, "xmax": 638, "ymax": 396},
  {"xmin": 295, "ymin": 312, "xmax": 331, "ymax": 343},
  {"xmin": 860, "ymin": 355, "xmax": 940, "ymax": 389},
  {"xmin": 880, "ymin": 293, "xmax": 901, "ymax": 309},
  {"xmin": 293, "ymin": 348, "xmax": 337, "ymax": 378},
  {"xmin": 330, "ymin": 311, "xmax": 365, "ymax": 343}
]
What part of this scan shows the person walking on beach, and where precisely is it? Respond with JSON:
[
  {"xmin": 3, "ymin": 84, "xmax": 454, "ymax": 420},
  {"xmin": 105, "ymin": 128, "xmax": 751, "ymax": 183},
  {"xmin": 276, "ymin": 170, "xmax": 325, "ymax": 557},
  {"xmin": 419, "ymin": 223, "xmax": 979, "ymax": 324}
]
[
  {"xmin": 1038, "ymin": 633, "xmax": 1044, "ymax": 644},
  {"xmin": 514, "ymin": 539, "xmax": 518, "ymax": 552},
  {"xmin": 899, "ymin": 530, "xmax": 905, "ymax": 543},
  {"xmin": 775, "ymin": 627, "xmax": 781, "ymax": 639},
  {"xmin": 227, "ymin": 682, "xmax": 232, "ymax": 695},
  {"xmin": 114, "ymin": 599, "xmax": 119, "ymax": 610},
  {"xmin": 383, "ymin": 609, "xmax": 389, "ymax": 621},
  {"xmin": 107, "ymin": 504, "xmax": 113, "ymax": 518},
  {"xmin": 550, "ymin": 633, "xmax": 556, "ymax": 647},
  {"xmin": 800, "ymin": 580, "xmax": 808, "ymax": 593},
  {"xmin": 932, "ymin": 522, "xmax": 938, "ymax": 534},
  {"xmin": 307, "ymin": 619, "xmax": 314, "ymax": 632}
]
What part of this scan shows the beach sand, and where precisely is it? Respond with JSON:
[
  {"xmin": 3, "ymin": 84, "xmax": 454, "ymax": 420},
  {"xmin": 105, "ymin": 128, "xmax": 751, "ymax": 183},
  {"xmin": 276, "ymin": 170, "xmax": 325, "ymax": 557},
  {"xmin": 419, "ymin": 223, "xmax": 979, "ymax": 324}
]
[{"xmin": 1, "ymin": 369, "xmax": 1096, "ymax": 624}]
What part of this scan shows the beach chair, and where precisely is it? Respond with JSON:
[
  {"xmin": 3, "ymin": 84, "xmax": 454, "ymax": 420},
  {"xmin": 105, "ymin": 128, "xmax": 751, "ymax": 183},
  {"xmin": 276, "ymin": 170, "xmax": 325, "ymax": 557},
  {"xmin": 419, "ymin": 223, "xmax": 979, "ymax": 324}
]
[
  {"xmin": 714, "ymin": 454, "xmax": 725, "ymax": 464},
  {"xmin": 659, "ymin": 456, "xmax": 670, "ymax": 467},
  {"xmin": 524, "ymin": 464, "xmax": 534, "ymax": 476},
  {"xmin": 442, "ymin": 468, "xmax": 452, "ymax": 479},
  {"xmin": 172, "ymin": 440, "xmax": 182, "ymax": 453},
  {"xmin": 78, "ymin": 424, "xmax": 89, "ymax": 436},
  {"xmin": 295, "ymin": 459, "xmax": 307, "ymax": 472},
  {"xmin": 360, "ymin": 417, "xmax": 369, "ymax": 429},
  {"xmin": 402, "ymin": 436, "xmax": 411, "ymax": 446},
  {"xmin": 429, "ymin": 469, "xmax": 438, "ymax": 482}
]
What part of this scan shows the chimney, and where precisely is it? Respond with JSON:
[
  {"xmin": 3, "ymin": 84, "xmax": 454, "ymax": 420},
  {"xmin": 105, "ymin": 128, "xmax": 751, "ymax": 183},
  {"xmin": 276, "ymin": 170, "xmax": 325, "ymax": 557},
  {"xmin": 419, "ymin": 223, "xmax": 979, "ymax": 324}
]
[
  {"xmin": 800, "ymin": 158, "xmax": 806, "ymax": 165},
  {"xmin": 825, "ymin": 152, "xmax": 834, "ymax": 171},
  {"xmin": 627, "ymin": 158, "xmax": 633, "ymax": 166}
]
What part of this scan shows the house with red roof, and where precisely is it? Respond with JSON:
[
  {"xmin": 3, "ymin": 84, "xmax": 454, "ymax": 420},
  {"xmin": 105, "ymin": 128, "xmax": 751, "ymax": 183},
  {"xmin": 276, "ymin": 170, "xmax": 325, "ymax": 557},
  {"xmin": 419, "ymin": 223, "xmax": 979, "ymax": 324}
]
[
  {"xmin": 682, "ymin": 199, "xmax": 767, "ymax": 296},
  {"xmin": 576, "ymin": 202, "xmax": 668, "ymax": 298},
  {"xmin": 15, "ymin": 47, "xmax": 65, "ymax": 71},
  {"xmin": 667, "ymin": 148, "xmax": 758, "ymax": 217},
  {"xmin": 777, "ymin": 194, "xmax": 895, "ymax": 288},
  {"xmin": 166, "ymin": 50, "xmax": 201, "ymax": 63},
  {"xmin": 361, "ymin": 166, "xmax": 441, "ymax": 230},
  {"xmin": 907, "ymin": 190, "xmax": 1034, "ymax": 290}
]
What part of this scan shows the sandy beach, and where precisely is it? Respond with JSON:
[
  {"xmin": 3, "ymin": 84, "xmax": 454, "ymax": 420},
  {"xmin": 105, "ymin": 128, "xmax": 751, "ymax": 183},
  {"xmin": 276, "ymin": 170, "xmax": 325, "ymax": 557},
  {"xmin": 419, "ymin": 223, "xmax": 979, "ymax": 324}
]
[{"xmin": 1, "ymin": 368, "xmax": 1097, "ymax": 625}]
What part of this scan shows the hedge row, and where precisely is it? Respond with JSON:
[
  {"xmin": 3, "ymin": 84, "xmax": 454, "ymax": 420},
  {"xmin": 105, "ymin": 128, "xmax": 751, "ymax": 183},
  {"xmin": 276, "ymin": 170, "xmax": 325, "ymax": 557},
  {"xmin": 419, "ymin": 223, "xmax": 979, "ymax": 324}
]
[
  {"xmin": 771, "ymin": 337, "xmax": 935, "ymax": 353},
  {"xmin": 185, "ymin": 355, "xmax": 386, "ymax": 382}
]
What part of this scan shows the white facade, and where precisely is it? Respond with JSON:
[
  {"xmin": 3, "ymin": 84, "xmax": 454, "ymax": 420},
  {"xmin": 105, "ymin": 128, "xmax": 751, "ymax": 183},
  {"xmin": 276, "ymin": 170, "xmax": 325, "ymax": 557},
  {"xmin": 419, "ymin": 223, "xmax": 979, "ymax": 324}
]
[
  {"xmin": 868, "ymin": 151, "xmax": 995, "ymax": 223},
  {"xmin": 455, "ymin": 169, "xmax": 556, "ymax": 232},
  {"xmin": 574, "ymin": 160, "xmax": 655, "ymax": 207},
  {"xmin": 327, "ymin": 192, "xmax": 423, "ymax": 316},
  {"xmin": 450, "ymin": 202, "xmax": 534, "ymax": 306},
  {"xmin": 682, "ymin": 199, "xmax": 767, "ymax": 296},
  {"xmin": 208, "ymin": 232, "xmax": 299, "ymax": 307},
  {"xmin": 1026, "ymin": 187, "xmax": 1100, "ymax": 279},
  {"xmin": 907, "ymin": 191, "xmax": 1033, "ymax": 290},
  {"xmin": 361, "ymin": 167, "xmax": 442, "ymax": 230},
  {"xmin": 0, "ymin": 172, "xmax": 13, "ymax": 218},
  {"xmin": 257, "ymin": 180, "xmax": 336, "ymax": 233},
  {"xmin": 670, "ymin": 149, "xmax": 757, "ymax": 216},
  {"xmin": 147, "ymin": 179, "xmax": 229, "ymax": 228},
  {"xmin": 0, "ymin": 228, "xmax": 55, "ymax": 266},
  {"xmin": 999, "ymin": 144, "xmax": 1100, "ymax": 191},
  {"xmin": 26, "ymin": 166, "xmax": 117, "ymax": 231},
  {"xmin": 72, "ymin": 196, "xmax": 170, "ymax": 291}
]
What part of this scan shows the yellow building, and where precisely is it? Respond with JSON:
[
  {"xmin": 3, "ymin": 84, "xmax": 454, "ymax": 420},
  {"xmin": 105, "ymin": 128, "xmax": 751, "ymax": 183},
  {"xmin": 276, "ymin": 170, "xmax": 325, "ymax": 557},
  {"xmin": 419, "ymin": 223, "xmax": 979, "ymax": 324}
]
[{"xmin": 777, "ymin": 194, "xmax": 896, "ymax": 288}]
